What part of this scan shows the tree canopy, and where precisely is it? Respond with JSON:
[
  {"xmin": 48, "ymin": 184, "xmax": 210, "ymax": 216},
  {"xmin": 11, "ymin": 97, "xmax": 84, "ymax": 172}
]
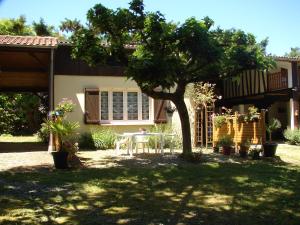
[
  {"xmin": 0, "ymin": 15, "xmax": 33, "ymax": 35},
  {"xmin": 285, "ymin": 47, "xmax": 300, "ymax": 57},
  {"xmin": 0, "ymin": 15, "xmax": 59, "ymax": 36},
  {"xmin": 62, "ymin": 0, "xmax": 274, "ymax": 156}
]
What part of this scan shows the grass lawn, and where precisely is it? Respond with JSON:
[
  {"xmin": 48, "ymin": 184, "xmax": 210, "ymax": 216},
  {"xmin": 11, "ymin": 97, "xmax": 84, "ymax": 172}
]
[
  {"xmin": 0, "ymin": 135, "xmax": 40, "ymax": 143},
  {"xmin": 0, "ymin": 146, "xmax": 300, "ymax": 224}
]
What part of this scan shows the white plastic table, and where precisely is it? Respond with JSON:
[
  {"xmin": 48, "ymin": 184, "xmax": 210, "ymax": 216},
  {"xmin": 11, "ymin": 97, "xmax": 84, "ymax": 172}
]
[{"xmin": 115, "ymin": 132, "xmax": 174, "ymax": 156}]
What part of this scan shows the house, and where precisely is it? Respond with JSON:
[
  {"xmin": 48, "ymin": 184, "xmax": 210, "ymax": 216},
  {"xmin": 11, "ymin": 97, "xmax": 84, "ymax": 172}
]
[
  {"xmin": 0, "ymin": 35, "xmax": 168, "ymax": 137},
  {"xmin": 1, "ymin": 34, "xmax": 299, "ymax": 147},
  {"xmin": 171, "ymin": 56, "xmax": 300, "ymax": 146}
]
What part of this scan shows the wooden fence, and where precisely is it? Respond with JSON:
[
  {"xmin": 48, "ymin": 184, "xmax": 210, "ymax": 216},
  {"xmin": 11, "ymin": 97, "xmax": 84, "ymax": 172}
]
[{"xmin": 213, "ymin": 112, "xmax": 266, "ymax": 148}]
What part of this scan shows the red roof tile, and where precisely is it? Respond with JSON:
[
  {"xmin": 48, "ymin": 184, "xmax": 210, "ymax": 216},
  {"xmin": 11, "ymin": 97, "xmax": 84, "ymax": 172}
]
[
  {"xmin": 273, "ymin": 56, "xmax": 300, "ymax": 62},
  {"xmin": 0, "ymin": 35, "xmax": 58, "ymax": 48}
]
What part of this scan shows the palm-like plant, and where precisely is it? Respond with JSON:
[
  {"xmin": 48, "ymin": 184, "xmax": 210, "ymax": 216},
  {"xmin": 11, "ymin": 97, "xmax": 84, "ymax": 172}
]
[
  {"xmin": 45, "ymin": 119, "xmax": 79, "ymax": 141},
  {"xmin": 42, "ymin": 118, "xmax": 79, "ymax": 151},
  {"xmin": 266, "ymin": 118, "xmax": 281, "ymax": 142}
]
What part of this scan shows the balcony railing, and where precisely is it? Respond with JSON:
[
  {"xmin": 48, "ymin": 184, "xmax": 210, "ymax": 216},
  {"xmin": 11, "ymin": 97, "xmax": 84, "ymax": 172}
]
[{"xmin": 268, "ymin": 69, "xmax": 288, "ymax": 91}]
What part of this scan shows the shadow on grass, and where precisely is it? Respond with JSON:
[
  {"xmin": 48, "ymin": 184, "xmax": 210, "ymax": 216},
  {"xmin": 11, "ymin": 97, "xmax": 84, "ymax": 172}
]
[{"xmin": 0, "ymin": 159, "xmax": 300, "ymax": 225}]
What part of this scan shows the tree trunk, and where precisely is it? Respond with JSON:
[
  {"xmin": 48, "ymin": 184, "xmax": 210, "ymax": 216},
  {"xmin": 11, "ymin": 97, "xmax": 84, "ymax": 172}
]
[{"xmin": 173, "ymin": 97, "xmax": 192, "ymax": 156}]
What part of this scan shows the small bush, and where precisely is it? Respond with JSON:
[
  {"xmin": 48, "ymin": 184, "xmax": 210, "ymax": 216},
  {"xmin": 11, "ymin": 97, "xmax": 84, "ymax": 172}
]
[
  {"xmin": 79, "ymin": 129, "xmax": 117, "ymax": 150},
  {"xmin": 36, "ymin": 124, "xmax": 49, "ymax": 143},
  {"xmin": 218, "ymin": 135, "xmax": 234, "ymax": 147},
  {"xmin": 92, "ymin": 128, "xmax": 117, "ymax": 150},
  {"xmin": 79, "ymin": 132, "xmax": 96, "ymax": 149},
  {"xmin": 284, "ymin": 128, "xmax": 300, "ymax": 145}
]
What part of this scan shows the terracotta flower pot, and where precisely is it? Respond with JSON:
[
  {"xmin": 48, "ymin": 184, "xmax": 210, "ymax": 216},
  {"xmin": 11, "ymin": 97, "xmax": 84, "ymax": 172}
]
[{"xmin": 222, "ymin": 146, "xmax": 232, "ymax": 156}]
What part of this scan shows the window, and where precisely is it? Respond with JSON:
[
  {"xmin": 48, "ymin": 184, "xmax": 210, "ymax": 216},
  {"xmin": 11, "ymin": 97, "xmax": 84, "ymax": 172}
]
[
  {"xmin": 99, "ymin": 90, "xmax": 151, "ymax": 123},
  {"xmin": 142, "ymin": 93, "xmax": 149, "ymax": 120},
  {"xmin": 113, "ymin": 92, "xmax": 123, "ymax": 120},
  {"xmin": 100, "ymin": 92, "xmax": 109, "ymax": 120},
  {"xmin": 127, "ymin": 92, "xmax": 138, "ymax": 120}
]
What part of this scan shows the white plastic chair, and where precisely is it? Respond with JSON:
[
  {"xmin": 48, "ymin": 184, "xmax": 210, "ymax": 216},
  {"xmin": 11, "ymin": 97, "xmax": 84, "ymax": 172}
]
[
  {"xmin": 115, "ymin": 135, "xmax": 130, "ymax": 155},
  {"xmin": 134, "ymin": 134, "xmax": 150, "ymax": 154},
  {"xmin": 163, "ymin": 133, "xmax": 176, "ymax": 154}
]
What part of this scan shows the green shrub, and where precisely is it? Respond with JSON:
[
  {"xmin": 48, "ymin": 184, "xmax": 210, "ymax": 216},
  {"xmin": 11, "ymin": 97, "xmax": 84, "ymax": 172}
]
[
  {"xmin": 91, "ymin": 128, "xmax": 117, "ymax": 150},
  {"xmin": 36, "ymin": 125, "xmax": 49, "ymax": 143},
  {"xmin": 218, "ymin": 135, "xmax": 234, "ymax": 147},
  {"xmin": 284, "ymin": 128, "xmax": 300, "ymax": 145},
  {"xmin": 79, "ymin": 132, "xmax": 96, "ymax": 149}
]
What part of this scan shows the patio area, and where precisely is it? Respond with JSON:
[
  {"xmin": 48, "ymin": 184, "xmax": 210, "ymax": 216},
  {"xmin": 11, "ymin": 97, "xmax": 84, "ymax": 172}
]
[{"xmin": 1, "ymin": 144, "xmax": 300, "ymax": 172}]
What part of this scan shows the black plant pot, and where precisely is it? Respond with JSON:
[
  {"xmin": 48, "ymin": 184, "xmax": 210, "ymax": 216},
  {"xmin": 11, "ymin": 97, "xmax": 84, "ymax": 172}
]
[
  {"xmin": 252, "ymin": 151, "xmax": 260, "ymax": 160},
  {"xmin": 52, "ymin": 151, "xmax": 69, "ymax": 169},
  {"xmin": 239, "ymin": 150, "xmax": 248, "ymax": 158},
  {"xmin": 213, "ymin": 146, "xmax": 219, "ymax": 153},
  {"xmin": 263, "ymin": 143, "xmax": 278, "ymax": 157}
]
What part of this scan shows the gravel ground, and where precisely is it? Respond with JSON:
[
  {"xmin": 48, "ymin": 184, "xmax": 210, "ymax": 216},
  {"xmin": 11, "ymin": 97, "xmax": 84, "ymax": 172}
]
[
  {"xmin": 0, "ymin": 144, "xmax": 298, "ymax": 171},
  {"xmin": 0, "ymin": 151, "xmax": 53, "ymax": 171}
]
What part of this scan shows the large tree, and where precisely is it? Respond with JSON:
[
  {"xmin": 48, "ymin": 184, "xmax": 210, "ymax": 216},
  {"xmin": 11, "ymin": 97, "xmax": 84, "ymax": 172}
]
[
  {"xmin": 0, "ymin": 15, "xmax": 33, "ymax": 35},
  {"xmin": 32, "ymin": 18, "xmax": 57, "ymax": 36},
  {"xmin": 62, "ymin": 0, "xmax": 273, "ymax": 156},
  {"xmin": 285, "ymin": 47, "xmax": 300, "ymax": 57}
]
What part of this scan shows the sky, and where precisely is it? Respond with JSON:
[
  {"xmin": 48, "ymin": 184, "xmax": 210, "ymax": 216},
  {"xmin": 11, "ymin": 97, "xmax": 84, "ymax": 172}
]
[{"xmin": 0, "ymin": 0, "xmax": 299, "ymax": 56}]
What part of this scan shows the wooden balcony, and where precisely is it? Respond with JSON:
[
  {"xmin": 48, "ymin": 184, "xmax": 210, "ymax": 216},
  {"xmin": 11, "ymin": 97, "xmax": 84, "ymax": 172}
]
[{"xmin": 268, "ymin": 68, "xmax": 288, "ymax": 91}]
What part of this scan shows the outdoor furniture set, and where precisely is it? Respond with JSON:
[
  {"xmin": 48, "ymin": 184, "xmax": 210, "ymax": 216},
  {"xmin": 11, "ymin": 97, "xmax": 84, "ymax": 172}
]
[{"xmin": 115, "ymin": 132, "xmax": 176, "ymax": 156}]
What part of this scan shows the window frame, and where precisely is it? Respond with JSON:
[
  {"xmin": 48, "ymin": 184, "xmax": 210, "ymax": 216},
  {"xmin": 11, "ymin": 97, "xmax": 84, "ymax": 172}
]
[{"xmin": 99, "ymin": 88, "xmax": 154, "ymax": 125}]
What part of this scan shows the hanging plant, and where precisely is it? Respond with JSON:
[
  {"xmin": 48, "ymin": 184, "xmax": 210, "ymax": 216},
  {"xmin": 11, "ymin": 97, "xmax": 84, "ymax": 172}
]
[
  {"xmin": 186, "ymin": 82, "xmax": 218, "ymax": 109},
  {"xmin": 214, "ymin": 115, "xmax": 227, "ymax": 128}
]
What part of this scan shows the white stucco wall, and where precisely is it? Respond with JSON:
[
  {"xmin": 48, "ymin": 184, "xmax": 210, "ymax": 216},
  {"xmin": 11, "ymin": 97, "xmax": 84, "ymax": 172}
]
[
  {"xmin": 54, "ymin": 75, "xmax": 155, "ymax": 133},
  {"xmin": 170, "ymin": 97, "xmax": 194, "ymax": 145}
]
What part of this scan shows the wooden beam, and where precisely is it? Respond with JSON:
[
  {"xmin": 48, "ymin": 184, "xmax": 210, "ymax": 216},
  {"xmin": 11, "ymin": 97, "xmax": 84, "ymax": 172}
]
[
  {"xmin": 0, "ymin": 67, "xmax": 46, "ymax": 73},
  {"xmin": 249, "ymin": 70, "xmax": 253, "ymax": 95},
  {"xmin": 49, "ymin": 48, "xmax": 54, "ymax": 110},
  {"xmin": 253, "ymin": 70, "xmax": 257, "ymax": 94},
  {"xmin": 241, "ymin": 72, "xmax": 245, "ymax": 96},
  {"xmin": 258, "ymin": 70, "xmax": 261, "ymax": 93},
  {"xmin": 28, "ymin": 52, "xmax": 48, "ymax": 68},
  {"xmin": 262, "ymin": 71, "xmax": 267, "ymax": 92},
  {"xmin": 245, "ymin": 71, "xmax": 250, "ymax": 95},
  {"xmin": 0, "ymin": 72, "xmax": 48, "ymax": 90},
  {"xmin": 292, "ymin": 61, "xmax": 298, "ymax": 87}
]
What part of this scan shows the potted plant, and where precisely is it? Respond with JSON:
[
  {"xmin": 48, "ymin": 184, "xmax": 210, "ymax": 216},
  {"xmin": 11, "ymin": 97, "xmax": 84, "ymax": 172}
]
[
  {"xmin": 41, "ymin": 98, "xmax": 79, "ymax": 169},
  {"xmin": 218, "ymin": 135, "xmax": 234, "ymax": 155},
  {"xmin": 263, "ymin": 118, "xmax": 281, "ymax": 157},
  {"xmin": 214, "ymin": 115, "xmax": 227, "ymax": 128},
  {"xmin": 165, "ymin": 105, "xmax": 176, "ymax": 117},
  {"xmin": 239, "ymin": 139, "xmax": 251, "ymax": 158},
  {"xmin": 213, "ymin": 142, "xmax": 220, "ymax": 153},
  {"xmin": 238, "ymin": 106, "xmax": 260, "ymax": 123},
  {"xmin": 249, "ymin": 147, "xmax": 261, "ymax": 160}
]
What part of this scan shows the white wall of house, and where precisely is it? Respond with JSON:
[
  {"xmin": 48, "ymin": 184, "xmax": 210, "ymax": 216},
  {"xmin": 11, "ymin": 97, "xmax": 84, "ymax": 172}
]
[
  {"xmin": 170, "ymin": 97, "xmax": 195, "ymax": 145},
  {"xmin": 54, "ymin": 75, "xmax": 155, "ymax": 133}
]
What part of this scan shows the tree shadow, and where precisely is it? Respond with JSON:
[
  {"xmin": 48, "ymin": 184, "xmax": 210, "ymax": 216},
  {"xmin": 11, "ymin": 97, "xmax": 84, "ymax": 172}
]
[
  {"xmin": 0, "ymin": 142, "xmax": 47, "ymax": 153},
  {"xmin": 0, "ymin": 159, "xmax": 300, "ymax": 224}
]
